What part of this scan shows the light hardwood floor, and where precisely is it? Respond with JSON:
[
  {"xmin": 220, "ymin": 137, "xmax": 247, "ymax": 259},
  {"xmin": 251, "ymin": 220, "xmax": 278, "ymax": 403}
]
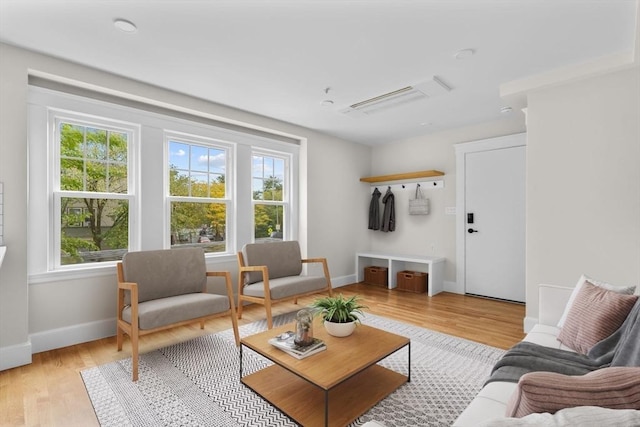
[{"xmin": 0, "ymin": 283, "xmax": 525, "ymax": 427}]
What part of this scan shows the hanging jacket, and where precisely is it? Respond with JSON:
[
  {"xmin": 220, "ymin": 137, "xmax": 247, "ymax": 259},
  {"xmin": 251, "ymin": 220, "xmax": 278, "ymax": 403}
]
[
  {"xmin": 368, "ymin": 187, "xmax": 381, "ymax": 230},
  {"xmin": 381, "ymin": 187, "xmax": 395, "ymax": 232}
]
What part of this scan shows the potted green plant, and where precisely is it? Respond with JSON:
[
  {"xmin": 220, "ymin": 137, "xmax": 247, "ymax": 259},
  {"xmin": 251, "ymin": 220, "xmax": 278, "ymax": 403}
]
[{"xmin": 311, "ymin": 294, "xmax": 367, "ymax": 337}]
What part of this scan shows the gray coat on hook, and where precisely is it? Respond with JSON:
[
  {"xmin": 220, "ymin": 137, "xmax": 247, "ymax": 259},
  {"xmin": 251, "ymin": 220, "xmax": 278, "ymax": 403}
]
[
  {"xmin": 368, "ymin": 187, "xmax": 381, "ymax": 230},
  {"xmin": 381, "ymin": 187, "xmax": 395, "ymax": 232}
]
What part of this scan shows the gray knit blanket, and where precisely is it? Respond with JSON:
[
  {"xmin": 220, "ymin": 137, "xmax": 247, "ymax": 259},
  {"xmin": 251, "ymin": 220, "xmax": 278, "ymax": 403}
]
[{"xmin": 486, "ymin": 298, "xmax": 640, "ymax": 385}]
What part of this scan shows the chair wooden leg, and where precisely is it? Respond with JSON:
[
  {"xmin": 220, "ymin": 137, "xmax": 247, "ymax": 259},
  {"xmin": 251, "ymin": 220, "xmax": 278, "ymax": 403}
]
[
  {"xmin": 237, "ymin": 298, "xmax": 244, "ymax": 319},
  {"xmin": 265, "ymin": 300, "xmax": 273, "ymax": 329},
  {"xmin": 116, "ymin": 325, "xmax": 123, "ymax": 351},
  {"xmin": 199, "ymin": 319, "xmax": 205, "ymax": 329},
  {"xmin": 230, "ymin": 311, "xmax": 240, "ymax": 346},
  {"xmin": 131, "ymin": 330, "xmax": 139, "ymax": 382}
]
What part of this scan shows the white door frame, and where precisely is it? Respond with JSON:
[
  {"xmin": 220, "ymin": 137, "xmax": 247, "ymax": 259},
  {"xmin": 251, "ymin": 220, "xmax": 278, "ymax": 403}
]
[{"xmin": 454, "ymin": 133, "xmax": 526, "ymax": 295}]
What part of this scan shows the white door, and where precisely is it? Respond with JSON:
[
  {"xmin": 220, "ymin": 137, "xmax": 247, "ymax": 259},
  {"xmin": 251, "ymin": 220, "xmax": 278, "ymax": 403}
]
[{"xmin": 464, "ymin": 145, "xmax": 526, "ymax": 302}]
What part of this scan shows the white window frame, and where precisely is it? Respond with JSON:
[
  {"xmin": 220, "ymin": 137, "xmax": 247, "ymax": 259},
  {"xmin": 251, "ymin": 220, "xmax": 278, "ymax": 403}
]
[
  {"xmin": 251, "ymin": 149, "xmax": 292, "ymax": 242},
  {"xmin": 50, "ymin": 110, "xmax": 139, "ymax": 272},
  {"xmin": 165, "ymin": 131, "xmax": 234, "ymax": 255}
]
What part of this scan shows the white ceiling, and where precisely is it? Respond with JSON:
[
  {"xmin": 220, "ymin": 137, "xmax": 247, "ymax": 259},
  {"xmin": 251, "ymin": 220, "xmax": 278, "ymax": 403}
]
[{"xmin": 0, "ymin": 0, "xmax": 637, "ymax": 145}]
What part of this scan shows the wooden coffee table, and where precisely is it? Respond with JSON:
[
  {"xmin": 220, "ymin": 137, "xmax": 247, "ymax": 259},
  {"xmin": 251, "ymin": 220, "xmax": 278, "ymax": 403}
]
[{"xmin": 240, "ymin": 319, "xmax": 410, "ymax": 427}]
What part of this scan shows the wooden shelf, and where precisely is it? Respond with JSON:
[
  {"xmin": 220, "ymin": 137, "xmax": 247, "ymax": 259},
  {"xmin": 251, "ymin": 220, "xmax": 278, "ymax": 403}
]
[{"xmin": 360, "ymin": 170, "xmax": 444, "ymax": 183}]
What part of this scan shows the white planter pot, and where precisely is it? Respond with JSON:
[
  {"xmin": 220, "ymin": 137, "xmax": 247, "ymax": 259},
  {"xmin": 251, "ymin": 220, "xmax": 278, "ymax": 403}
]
[{"xmin": 324, "ymin": 320, "xmax": 356, "ymax": 337}]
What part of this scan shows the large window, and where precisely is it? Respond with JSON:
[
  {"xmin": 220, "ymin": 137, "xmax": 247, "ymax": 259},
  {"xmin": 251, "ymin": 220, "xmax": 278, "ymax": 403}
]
[
  {"xmin": 28, "ymin": 86, "xmax": 298, "ymax": 281},
  {"xmin": 167, "ymin": 135, "xmax": 230, "ymax": 253},
  {"xmin": 54, "ymin": 117, "xmax": 135, "ymax": 266},
  {"xmin": 252, "ymin": 152, "xmax": 289, "ymax": 242}
]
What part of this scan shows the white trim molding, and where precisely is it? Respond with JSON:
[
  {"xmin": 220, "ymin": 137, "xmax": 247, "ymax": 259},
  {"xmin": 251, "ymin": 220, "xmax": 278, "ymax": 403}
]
[
  {"xmin": 30, "ymin": 318, "xmax": 116, "ymax": 354},
  {"xmin": 0, "ymin": 341, "xmax": 32, "ymax": 371},
  {"xmin": 524, "ymin": 316, "xmax": 538, "ymax": 333},
  {"xmin": 454, "ymin": 133, "xmax": 527, "ymax": 298}
]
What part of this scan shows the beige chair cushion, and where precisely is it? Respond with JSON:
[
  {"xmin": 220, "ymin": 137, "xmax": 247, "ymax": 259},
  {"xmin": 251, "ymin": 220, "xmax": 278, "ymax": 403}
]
[
  {"xmin": 122, "ymin": 293, "xmax": 230, "ymax": 330},
  {"xmin": 122, "ymin": 248, "xmax": 206, "ymax": 304},
  {"xmin": 243, "ymin": 275, "xmax": 328, "ymax": 300}
]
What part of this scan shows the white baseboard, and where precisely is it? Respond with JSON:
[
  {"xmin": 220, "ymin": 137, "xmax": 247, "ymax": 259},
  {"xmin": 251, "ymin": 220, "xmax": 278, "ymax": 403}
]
[
  {"xmin": 30, "ymin": 318, "xmax": 116, "ymax": 354},
  {"xmin": 524, "ymin": 316, "xmax": 538, "ymax": 333},
  {"xmin": 19, "ymin": 273, "xmax": 363, "ymax": 358},
  {"xmin": 443, "ymin": 280, "xmax": 463, "ymax": 294},
  {"xmin": 0, "ymin": 341, "xmax": 32, "ymax": 371},
  {"xmin": 331, "ymin": 274, "xmax": 356, "ymax": 288}
]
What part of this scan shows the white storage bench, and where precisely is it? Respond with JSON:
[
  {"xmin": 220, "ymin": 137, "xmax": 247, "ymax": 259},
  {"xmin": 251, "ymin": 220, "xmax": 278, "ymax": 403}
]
[{"xmin": 355, "ymin": 251, "xmax": 445, "ymax": 296}]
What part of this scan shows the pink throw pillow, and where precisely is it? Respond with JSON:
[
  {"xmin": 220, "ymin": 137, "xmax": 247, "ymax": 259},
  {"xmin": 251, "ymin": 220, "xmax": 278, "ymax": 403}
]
[
  {"xmin": 557, "ymin": 281, "xmax": 637, "ymax": 354},
  {"xmin": 505, "ymin": 367, "xmax": 640, "ymax": 418}
]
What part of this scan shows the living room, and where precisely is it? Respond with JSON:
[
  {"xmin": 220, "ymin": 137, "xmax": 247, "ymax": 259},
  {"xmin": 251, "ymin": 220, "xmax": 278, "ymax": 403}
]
[{"xmin": 0, "ymin": 1, "xmax": 639, "ymax": 425}]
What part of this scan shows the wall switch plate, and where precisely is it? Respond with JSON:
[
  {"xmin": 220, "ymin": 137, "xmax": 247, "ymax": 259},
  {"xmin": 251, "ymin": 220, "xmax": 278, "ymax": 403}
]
[{"xmin": 445, "ymin": 207, "xmax": 456, "ymax": 215}]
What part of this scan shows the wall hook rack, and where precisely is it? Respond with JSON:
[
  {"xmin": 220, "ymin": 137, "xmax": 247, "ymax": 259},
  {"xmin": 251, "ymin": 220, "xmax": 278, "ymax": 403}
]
[{"xmin": 360, "ymin": 169, "xmax": 444, "ymax": 183}]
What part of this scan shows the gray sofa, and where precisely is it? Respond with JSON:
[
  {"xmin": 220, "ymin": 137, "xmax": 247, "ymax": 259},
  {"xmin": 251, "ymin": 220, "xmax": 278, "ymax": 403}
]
[
  {"xmin": 236, "ymin": 240, "xmax": 333, "ymax": 328},
  {"xmin": 116, "ymin": 247, "xmax": 239, "ymax": 381}
]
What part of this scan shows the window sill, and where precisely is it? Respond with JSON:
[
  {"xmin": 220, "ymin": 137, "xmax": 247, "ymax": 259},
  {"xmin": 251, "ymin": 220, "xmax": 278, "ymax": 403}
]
[{"xmin": 28, "ymin": 252, "xmax": 237, "ymax": 284}]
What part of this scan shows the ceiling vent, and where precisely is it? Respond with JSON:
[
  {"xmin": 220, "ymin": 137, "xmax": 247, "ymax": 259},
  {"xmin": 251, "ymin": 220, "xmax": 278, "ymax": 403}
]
[{"xmin": 341, "ymin": 76, "xmax": 451, "ymax": 117}]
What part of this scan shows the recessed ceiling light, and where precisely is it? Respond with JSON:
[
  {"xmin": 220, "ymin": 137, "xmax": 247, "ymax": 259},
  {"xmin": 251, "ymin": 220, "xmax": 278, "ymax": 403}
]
[
  {"xmin": 454, "ymin": 48, "xmax": 475, "ymax": 60},
  {"xmin": 500, "ymin": 106, "xmax": 513, "ymax": 114},
  {"xmin": 114, "ymin": 18, "xmax": 137, "ymax": 33}
]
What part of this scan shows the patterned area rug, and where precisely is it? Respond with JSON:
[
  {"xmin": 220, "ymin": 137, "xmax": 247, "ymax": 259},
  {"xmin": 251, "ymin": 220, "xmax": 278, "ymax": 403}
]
[{"xmin": 81, "ymin": 312, "xmax": 504, "ymax": 426}]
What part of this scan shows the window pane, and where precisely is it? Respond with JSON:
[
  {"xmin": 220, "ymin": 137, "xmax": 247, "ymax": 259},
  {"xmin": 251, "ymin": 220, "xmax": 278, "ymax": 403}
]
[
  {"xmin": 252, "ymin": 178, "xmax": 264, "ymax": 200},
  {"xmin": 254, "ymin": 204, "xmax": 284, "ymax": 242},
  {"xmin": 191, "ymin": 172, "xmax": 209, "ymax": 197},
  {"xmin": 108, "ymin": 131, "xmax": 128, "ymax": 162},
  {"xmin": 170, "ymin": 169, "xmax": 190, "ymax": 196},
  {"xmin": 60, "ymin": 158, "xmax": 84, "ymax": 191},
  {"xmin": 273, "ymin": 158, "xmax": 285, "ymax": 182},
  {"xmin": 170, "ymin": 201, "xmax": 226, "ymax": 253},
  {"xmin": 190, "ymin": 145, "xmax": 209, "ymax": 173},
  {"xmin": 209, "ymin": 174, "xmax": 225, "ymax": 198},
  {"xmin": 86, "ymin": 127, "xmax": 108, "ymax": 160},
  {"xmin": 60, "ymin": 123, "xmax": 84, "ymax": 158},
  {"xmin": 59, "ymin": 122, "xmax": 128, "ymax": 194},
  {"xmin": 209, "ymin": 148, "xmax": 225, "ymax": 174},
  {"xmin": 60, "ymin": 197, "xmax": 129, "ymax": 265},
  {"xmin": 263, "ymin": 175, "xmax": 283, "ymax": 201},
  {"xmin": 252, "ymin": 155, "xmax": 284, "ymax": 201},
  {"xmin": 108, "ymin": 162, "xmax": 128, "ymax": 193},
  {"xmin": 252, "ymin": 155, "xmax": 263, "ymax": 177},
  {"xmin": 169, "ymin": 141, "xmax": 189, "ymax": 170},
  {"xmin": 85, "ymin": 160, "xmax": 108, "ymax": 192}
]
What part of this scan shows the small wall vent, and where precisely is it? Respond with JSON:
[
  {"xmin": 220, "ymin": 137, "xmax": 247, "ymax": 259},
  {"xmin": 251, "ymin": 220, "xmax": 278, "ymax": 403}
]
[{"xmin": 341, "ymin": 76, "xmax": 451, "ymax": 117}]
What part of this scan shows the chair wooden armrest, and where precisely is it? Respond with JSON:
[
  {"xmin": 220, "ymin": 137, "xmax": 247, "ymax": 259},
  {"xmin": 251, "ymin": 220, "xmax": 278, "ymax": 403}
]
[
  {"xmin": 302, "ymin": 258, "xmax": 332, "ymax": 283},
  {"xmin": 302, "ymin": 257, "xmax": 327, "ymax": 263}
]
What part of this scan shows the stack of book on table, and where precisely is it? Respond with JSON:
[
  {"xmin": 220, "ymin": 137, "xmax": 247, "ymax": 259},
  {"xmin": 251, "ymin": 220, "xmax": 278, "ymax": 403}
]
[{"xmin": 268, "ymin": 331, "xmax": 326, "ymax": 359}]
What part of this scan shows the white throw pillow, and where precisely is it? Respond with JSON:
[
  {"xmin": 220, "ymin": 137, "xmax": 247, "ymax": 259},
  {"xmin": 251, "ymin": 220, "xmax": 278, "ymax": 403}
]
[{"xmin": 557, "ymin": 274, "xmax": 636, "ymax": 328}]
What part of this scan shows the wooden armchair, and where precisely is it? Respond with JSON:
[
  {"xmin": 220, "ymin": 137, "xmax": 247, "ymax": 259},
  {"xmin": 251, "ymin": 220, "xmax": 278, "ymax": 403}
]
[
  {"xmin": 236, "ymin": 240, "xmax": 333, "ymax": 329},
  {"xmin": 116, "ymin": 248, "xmax": 239, "ymax": 381}
]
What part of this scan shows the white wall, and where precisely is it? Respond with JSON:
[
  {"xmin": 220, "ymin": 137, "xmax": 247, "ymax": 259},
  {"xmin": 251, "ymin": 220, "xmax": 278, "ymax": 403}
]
[
  {"xmin": 369, "ymin": 119, "xmax": 525, "ymax": 285},
  {"xmin": 0, "ymin": 42, "xmax": 371, "ymax": 369},
  {"xmin": 525, "ymin": 65, "xmax": 640, "ymax": 323}
]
